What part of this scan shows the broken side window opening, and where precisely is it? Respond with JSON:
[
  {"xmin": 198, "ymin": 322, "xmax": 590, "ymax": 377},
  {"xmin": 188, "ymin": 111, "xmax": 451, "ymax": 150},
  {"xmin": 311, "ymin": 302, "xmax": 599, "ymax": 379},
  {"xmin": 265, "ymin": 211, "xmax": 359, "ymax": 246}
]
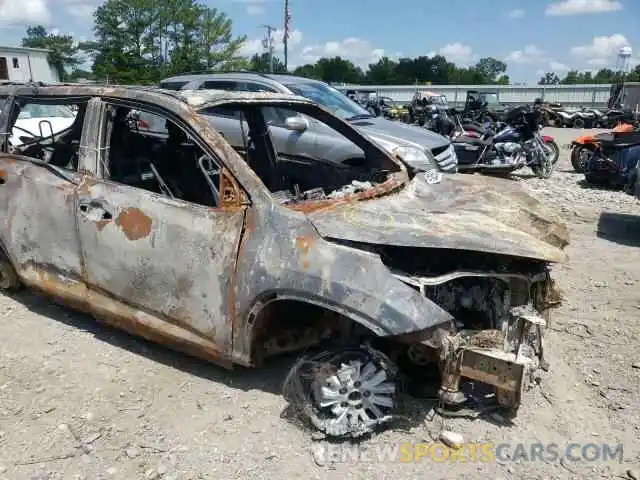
[
  {"xmin": 8, "ymin": 99, "xmax": 89, "ymax": 172},
  {"xmin": 198, "ymin": 102, "xmax": 402, "ymax": 204},
  {"xmin": 104, "ymin": 105, "xmax": 221, "ymax": 208}
]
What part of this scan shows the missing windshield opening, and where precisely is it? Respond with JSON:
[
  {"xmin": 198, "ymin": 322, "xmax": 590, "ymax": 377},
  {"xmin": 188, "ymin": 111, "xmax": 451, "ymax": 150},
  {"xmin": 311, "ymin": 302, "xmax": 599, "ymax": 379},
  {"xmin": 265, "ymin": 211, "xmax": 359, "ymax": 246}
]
[{"xmin": 199, "ymin": 102, "xmax": 401, "ymax": 204}]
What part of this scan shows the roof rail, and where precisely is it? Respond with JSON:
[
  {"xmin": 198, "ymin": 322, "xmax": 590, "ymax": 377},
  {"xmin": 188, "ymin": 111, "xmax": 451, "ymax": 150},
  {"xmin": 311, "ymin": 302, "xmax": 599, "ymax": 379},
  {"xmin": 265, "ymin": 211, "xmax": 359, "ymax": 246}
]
[{"xmin": 166, "ymin": 69, "xmax": 271, "ymax": 78}]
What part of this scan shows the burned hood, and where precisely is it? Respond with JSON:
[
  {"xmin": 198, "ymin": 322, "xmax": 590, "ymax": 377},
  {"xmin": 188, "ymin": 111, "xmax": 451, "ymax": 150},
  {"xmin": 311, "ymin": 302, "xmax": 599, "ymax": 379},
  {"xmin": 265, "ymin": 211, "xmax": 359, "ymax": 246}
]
[{"xmin": 308, "ymin": 174, "xmax": 570, "ymax": 263}]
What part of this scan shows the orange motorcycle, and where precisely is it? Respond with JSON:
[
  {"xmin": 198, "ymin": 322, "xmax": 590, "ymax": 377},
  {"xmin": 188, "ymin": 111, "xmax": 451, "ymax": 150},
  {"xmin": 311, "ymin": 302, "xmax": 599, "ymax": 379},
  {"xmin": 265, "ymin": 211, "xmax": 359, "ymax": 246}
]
[{"xmin": 569, "ymin": 123, "xmax": 636, "ymax": 173}]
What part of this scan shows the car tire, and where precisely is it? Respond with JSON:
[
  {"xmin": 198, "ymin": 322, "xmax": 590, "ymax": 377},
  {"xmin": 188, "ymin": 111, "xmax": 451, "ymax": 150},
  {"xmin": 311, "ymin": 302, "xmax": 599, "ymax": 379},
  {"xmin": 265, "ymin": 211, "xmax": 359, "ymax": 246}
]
[{"xmin": 573, "ymin": 117, "xmax": 585, "ymax": 129}]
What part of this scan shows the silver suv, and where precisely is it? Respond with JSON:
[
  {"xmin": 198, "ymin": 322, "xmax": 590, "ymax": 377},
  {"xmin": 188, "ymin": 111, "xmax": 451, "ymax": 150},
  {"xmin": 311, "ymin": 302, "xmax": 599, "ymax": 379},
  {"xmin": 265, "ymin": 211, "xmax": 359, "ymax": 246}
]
[{"xmin": 158, "ymin": 72, "xmax": 458, "ymax": 173}]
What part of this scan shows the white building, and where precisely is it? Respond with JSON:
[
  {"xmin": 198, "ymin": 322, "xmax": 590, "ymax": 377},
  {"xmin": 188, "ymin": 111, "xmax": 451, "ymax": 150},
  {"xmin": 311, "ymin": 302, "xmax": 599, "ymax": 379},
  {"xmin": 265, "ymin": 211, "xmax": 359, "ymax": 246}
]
[{"xmin": 0, "ymin": 46, "xmax": 59, "ymax": 83}]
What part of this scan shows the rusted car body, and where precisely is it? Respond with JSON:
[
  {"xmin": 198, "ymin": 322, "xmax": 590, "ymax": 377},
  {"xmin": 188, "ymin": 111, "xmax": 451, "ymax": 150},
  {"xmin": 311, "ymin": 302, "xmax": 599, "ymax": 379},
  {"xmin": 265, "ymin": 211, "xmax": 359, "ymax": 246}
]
[{"xmin": 0, "ymin": 84, "xmax": 569, "ymax": 437}]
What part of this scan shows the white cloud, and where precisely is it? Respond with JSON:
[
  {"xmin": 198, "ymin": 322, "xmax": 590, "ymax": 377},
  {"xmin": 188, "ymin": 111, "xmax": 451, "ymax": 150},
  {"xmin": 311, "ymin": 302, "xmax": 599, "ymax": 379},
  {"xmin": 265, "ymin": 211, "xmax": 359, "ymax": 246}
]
[
  {"xmin": 570, "ymin": 33, "xmax": 630, "ymax": 66},
  {"xmin": 438, "ymin": 43, "xmax": 476, "ymax": 65},
  {"xmin": 299, "ymin": 38, "xmax": 385, "ymax": 68},
  {"xmin": 545, "ymin": 0, "xmax": 623, "ymax": 16},
  {"xmin": 549, "ymin": 60, "xmax": 570, "ymax": 71},
  {"xmin": 0, "ymin": 0, "xmax": 51, "ymax": 25},
  {"xmin": 507, "ymin": 8, "xmax": 525, "ymax": 19},
  {"xmin": 238, "ymin": 28, "xmax": 303, "ymax": 57},
  {"xmin": 505, "ymin": 45, "xmax": 546, "ymax": 64}
]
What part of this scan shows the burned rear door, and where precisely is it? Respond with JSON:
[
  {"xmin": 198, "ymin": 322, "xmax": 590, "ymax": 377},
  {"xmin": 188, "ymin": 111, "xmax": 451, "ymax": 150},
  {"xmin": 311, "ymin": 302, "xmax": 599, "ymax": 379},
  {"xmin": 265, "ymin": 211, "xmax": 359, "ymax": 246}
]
[{"xmin": 74, "ymin": 100, "xmax": 246, "ymax": 364}]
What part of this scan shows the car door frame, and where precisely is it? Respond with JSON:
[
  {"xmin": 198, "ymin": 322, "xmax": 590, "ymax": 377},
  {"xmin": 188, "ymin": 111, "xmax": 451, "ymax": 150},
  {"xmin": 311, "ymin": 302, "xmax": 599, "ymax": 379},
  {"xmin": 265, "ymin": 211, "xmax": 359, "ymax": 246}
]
[
  {"xmin": 0, "ymin": 92, "xmax": 94, "ymax": 307},
  {"xmin": 74, "ymin": 96, "xmax": 249, "ymax": 366}
]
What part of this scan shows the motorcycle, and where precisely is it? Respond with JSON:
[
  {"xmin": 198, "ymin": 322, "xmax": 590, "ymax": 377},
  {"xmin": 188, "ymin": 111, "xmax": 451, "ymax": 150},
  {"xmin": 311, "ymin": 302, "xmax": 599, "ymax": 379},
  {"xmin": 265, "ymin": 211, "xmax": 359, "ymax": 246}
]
[
  {"xmin": 453, "ymin": 114, "xmax": 560, "ymax": 165},
  {"xmin": 452, "ymin": 106, "xmax": 556, "ymax": 178},
  {"xmin": 540, "ymin": 103, "xmax": 565, "ymax": 127},
  {"xmin": 568, "ymin": 122, "xmax": 638, "ymax": 173},
  {"xmin": 583, "ymin": 131, "xmax": 640, "ymax": 190}
]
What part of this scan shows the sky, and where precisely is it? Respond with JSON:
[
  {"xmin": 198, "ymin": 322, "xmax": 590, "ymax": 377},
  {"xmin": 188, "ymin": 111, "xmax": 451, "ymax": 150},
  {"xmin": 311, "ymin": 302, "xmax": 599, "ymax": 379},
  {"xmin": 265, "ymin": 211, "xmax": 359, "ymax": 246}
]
[{"xmin": 0, "ymin": 0, "xmax": 638, "ymax": 83}]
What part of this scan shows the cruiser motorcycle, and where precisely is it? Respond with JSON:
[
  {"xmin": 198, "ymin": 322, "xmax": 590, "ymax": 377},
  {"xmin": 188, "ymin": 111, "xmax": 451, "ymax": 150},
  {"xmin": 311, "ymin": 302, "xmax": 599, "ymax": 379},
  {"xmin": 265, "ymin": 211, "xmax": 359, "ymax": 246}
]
[{"xmin": 452, "ymin": 106, "xmax": 556, "ymax": 178}]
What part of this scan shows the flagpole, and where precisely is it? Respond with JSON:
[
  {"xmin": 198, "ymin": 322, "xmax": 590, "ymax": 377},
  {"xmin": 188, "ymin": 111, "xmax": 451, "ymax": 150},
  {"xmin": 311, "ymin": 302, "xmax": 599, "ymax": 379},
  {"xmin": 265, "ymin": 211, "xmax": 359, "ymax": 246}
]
[{"xmin": 284, "ymin": 0, "xmax": 288, "ymax": 70}]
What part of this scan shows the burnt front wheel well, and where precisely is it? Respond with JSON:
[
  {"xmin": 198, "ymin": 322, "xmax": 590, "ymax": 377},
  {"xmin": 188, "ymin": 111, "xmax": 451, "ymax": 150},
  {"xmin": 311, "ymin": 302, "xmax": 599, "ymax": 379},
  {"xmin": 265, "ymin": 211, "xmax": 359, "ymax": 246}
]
[{"xmin": 249, "ymin": 299, "xmax": 375, "ymax": 366}]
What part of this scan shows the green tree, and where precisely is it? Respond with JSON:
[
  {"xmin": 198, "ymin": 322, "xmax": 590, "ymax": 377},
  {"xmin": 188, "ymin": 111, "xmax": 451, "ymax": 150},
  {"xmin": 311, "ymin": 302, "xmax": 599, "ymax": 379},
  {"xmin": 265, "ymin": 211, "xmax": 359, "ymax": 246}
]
[
  {"xmin": 292, "ymin": 64, "xmax": 320, "ymax": 79},
  {"xmin": 311, "ymin": 57, "xmax": 364, "ymax": 83},
  {"xmin": 248, "ymin": 53, "xmax": 287, "ymax": 73},
  {"xmin": 198, "ymin": 7, "xmax": 247, "ymax": 69},
  {"xmin": 538, "ymin": 72, "xmax": 561, "ymax": 85},
  {"xmin": 21, "ymin": 25, "xmax": 81, "ymax": 81},
  {"xmin": 365, "ymin": 56, "xmax": 399, "ymax": 84},
  {"xmin": 91, "ymin": 0, "xmax": 245, "ymax": 83},
  {"xmin": 474, "ymin": 57, "xmax": 507, "ymax": 83}
]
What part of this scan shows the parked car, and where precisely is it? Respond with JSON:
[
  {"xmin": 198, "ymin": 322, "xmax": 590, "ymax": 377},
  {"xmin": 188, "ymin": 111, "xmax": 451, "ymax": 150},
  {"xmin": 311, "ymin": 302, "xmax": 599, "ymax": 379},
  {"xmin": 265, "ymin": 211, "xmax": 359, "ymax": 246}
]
[
  {"xmin": 159, "ymin": 72, "xmax": 458, "ymax": 173},
  {"xmin": 9, "ymin": 103, "xmax": 77, "ymax": 147},
  {"xmin": 0, "ymin": 84, "xmax": 569, "ymax": 438}
]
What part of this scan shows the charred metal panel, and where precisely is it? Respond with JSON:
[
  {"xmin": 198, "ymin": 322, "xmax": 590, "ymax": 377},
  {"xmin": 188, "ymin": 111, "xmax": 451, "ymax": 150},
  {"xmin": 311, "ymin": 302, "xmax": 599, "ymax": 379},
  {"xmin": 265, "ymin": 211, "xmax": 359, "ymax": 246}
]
[
  {"xmin": 231, "ymin": 203, "xmax": 455, "ymax": 366},
  {"xmin": 306, "ymin": 173, "xmax": 569, "ymax": 264},
  {"xmin": 75, "ymin": 179, "xmax": 245, "ymax": 360},
  {"xmin": 0, "ymin": 156, "xmax": 84, "ymax": 282}
]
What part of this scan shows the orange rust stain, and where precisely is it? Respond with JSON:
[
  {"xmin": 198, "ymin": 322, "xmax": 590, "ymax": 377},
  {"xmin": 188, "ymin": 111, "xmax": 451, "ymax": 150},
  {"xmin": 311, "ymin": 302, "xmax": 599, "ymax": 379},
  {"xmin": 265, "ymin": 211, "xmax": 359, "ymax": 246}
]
[
  {"xmin": 220, "ymin": 169, "xmax": 243, "ymax": 207},
  {"xmin": 115, "ymin": 207, "xmax": 153, "ymax": 241},
  {"xmin": 295, "ymin": 235, "xmax": 316, "ymax": 270},
  {"xmin": 77, "ymin": 176, "xmax": 98, "ymax": 195},
  {"xmin": 286, "ymin": 175, "xmax": 404, "ymax": 214}
]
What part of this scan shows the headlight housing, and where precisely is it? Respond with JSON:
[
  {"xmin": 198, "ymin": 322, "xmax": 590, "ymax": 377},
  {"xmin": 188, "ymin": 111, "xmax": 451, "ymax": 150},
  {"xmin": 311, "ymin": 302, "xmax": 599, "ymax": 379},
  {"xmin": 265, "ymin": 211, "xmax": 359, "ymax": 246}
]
[{"xmin": 393, "ymin": 146, "xmax": 438, "ymax": 172}]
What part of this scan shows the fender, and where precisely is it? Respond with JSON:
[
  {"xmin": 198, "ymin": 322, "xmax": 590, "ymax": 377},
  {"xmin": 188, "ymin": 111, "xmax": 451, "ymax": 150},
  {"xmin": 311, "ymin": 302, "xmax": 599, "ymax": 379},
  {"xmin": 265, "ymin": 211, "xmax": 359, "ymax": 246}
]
[{"xmin": 573, "ymin": 134, "xmax": 597, "ymax": 145}]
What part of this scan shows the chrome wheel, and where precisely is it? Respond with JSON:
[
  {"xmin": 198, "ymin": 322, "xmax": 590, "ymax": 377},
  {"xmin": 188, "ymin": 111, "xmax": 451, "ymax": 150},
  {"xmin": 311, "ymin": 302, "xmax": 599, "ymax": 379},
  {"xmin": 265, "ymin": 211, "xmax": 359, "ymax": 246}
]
[
  {"xmin": 283, "ymin": 347, "xmax": 397, "ymax": 438},
  {"xmin": 312, "ymin": 358, "xmax": 395, "ymax": 436}
]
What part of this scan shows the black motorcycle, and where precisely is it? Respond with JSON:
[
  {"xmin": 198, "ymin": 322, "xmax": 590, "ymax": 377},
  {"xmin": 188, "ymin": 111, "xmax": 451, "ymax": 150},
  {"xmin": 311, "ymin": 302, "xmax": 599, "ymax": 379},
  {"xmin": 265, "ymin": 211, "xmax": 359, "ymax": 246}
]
[{"xmin": 452, "ymin": 106, "xmax": 554, "ymax": 178}]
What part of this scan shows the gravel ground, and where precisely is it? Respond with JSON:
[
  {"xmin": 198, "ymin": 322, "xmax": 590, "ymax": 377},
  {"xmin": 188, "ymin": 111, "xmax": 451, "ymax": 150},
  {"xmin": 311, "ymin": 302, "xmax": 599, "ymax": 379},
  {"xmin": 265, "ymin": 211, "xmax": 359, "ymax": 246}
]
[{"xmin": 1, "ymin": 127, "xmax": 639, "ymax": 480}]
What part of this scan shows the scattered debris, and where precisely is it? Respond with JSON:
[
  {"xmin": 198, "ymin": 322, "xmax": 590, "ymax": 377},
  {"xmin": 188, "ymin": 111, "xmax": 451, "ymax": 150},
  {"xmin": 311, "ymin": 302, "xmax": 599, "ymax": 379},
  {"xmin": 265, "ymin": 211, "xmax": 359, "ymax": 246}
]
[
  {"xmin": 327, "ymin": 180, "xmax": 373, "ymax": 199},
  {"xmin": 439, "ymin": 431, "xmax": 464, "ymax": 449},
  {"xmin": 125, "ymin": 447, "xmax": 139, "ymax": 459}
]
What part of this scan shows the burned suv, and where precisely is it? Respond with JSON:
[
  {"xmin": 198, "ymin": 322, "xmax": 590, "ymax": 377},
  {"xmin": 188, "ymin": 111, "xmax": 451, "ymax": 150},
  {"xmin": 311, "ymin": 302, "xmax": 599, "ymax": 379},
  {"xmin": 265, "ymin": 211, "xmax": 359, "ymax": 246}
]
[{"xmin": 0, "ymin": 84, "xmax": 569, "ymax": 438}]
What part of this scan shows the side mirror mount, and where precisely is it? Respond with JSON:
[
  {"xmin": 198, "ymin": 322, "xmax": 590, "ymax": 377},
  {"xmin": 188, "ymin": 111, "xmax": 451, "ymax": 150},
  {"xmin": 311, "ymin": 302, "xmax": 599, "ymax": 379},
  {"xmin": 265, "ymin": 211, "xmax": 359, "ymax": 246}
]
[{"xmin": 284, "ymin": 115, "xmax": 309, "ymax": 132}]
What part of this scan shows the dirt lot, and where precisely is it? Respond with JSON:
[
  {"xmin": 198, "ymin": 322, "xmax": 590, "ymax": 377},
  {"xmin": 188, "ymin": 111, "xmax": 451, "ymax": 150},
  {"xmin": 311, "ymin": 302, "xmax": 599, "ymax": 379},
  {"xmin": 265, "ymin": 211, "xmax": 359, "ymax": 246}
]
[{"xmin": 1, "ymin": 127, "xmax": 639, "ymax": 480}]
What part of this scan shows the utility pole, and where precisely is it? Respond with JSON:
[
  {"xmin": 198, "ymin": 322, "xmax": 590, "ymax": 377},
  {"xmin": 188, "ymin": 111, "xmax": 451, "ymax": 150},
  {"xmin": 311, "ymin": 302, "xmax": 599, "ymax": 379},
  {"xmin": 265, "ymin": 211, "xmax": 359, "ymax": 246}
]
[
  {"xmin": 260, "ymin": 24, "xmax": 276, "ymax": 73},
  {"xmin": 283, "ymin": 0, "xmax": 291, "ymax": 71}
]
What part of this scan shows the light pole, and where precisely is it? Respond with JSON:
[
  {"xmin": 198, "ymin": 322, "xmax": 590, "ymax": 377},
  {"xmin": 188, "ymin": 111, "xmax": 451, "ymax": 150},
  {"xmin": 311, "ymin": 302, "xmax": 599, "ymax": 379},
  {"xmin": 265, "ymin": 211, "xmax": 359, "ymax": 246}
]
[{"xmin": 260, "ymin": 24, "xmax": 276, "ymax": 73}]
